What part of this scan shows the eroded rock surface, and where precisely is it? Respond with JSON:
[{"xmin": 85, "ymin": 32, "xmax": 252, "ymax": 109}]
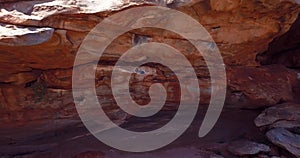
[
  {"xmin": 0, "ymin": 0, "xmax": 300, "ymax": 157},
  {"xmin": 227, "ymin": 66, "xmax": 298, "ymax": 109},
  {"xmin": 255, "ymin": 102, "xmax": 300, "ymax": 128},
  {"xmin": 0, "ymin": 23, "xmax": 54, "ymax": 46},
  {"xmin": 267, "ymin": 128, "xmax": 300, "ymax": 158},
  {"xmin": 255, "ymin": 103, "xmax": 300, "ymax": 157},
  {"xmin": 257, "ymin": 13, "xmax": 300, "ymax": 68},
  {"xmin": 0, "ymin": 0, "xmax": 299, "ymax": 123},
  {"xmin": 227, "ymin": 139, "xmax": 270, "ymax": 156}
]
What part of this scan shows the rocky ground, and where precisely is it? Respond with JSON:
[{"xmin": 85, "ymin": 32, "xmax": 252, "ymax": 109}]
[{"xmin": 0, "ymin": 0, "xmax": 300, "ymax": 158}]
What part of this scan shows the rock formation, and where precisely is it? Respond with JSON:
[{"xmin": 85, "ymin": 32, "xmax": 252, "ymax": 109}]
[{"xmin": 0, "ymin": 0, "xmax": 300, "ymax": 157}]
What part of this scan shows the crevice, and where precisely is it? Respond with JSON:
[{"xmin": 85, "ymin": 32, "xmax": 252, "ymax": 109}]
[{"xmin": 256, "ymin": 13, "xmax": 300, "ymax": 69}]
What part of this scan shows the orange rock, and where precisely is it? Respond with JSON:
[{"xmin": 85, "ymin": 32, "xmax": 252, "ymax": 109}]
[
  {"xmin": 0, "ymin": 0, "xmax": 299, "ymax": 124},
  {"xmin": 210, "ymin": 0, "xmax": 241, "ymax": 11}
]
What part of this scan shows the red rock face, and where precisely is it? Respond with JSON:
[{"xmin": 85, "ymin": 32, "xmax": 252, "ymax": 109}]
[
  {"xmin": 226, "ymin": 65, "xmax": 298, "ymax": 109},
  {"xmin": 0, "ymin": 0, "xmax": 299, "ymax": 116},
  {"xmin": 0, "ymin": 0, "xmax": 299, "ymax": 129},
  {"xmin": 0, "ymin": 0, "xmax": 300, "ymax": 157},
  {"xmin": 257, "ymin": 13, "xmax": 300, "ymax": 68}
]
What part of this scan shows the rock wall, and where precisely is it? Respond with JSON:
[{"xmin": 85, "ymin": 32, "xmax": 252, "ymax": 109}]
[
  {"xmin": 0, "ymin": 0, "xmax": 299, "ymax": 121},
  {"xmin": 0, "ymin": 0, "xmax": 300, "ymax": 157}
]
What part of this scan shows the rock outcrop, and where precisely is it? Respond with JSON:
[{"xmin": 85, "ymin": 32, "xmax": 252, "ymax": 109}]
[
  {"xmin": 0, "ymin": 0, "xmax": 299, "ymax": 123},
  {"xmin": 0, "ymin": 0, "xmax": 300, "ymax": 157},
  {"xmin": 267, "ymin": 128, "xmax": 300, "ymax": 158},
  {"xmin": 227, "ymin": 139, "xmax": 270, "ymax": 156},
  {"xmin": 255, "ymin": 103, "xmax": 300, "ymax": 157},
  {"xmin": 257, "ymin": 13, "xmax": 300, "ymax": 68}
]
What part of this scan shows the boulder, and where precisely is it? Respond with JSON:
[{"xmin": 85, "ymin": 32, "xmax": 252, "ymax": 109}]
[{"xmin": 227, "ymin": 139, "xmax": 270, "ymax": 156}]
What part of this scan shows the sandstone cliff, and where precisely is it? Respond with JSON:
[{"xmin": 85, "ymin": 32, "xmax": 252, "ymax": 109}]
[{"xmin": 0, "ymin": 0, "xmax": 299, "ymax": 157}]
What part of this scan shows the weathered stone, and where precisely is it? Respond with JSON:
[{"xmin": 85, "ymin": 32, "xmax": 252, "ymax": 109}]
[
  {"xmin": 0, "ymin": 71, "xmax": 40, "ymax": 85},
  {"xmin": 267, "ymin": 128, "xmax": 300, "ymax": 158},
  {"xmin": 42, "ymin": 69, "xmax": 72, "ymax": 89},
  {"xmin": 0, "ymin": 23, "xmax": 54, "ymax": 46},
  {"xmin": 255, "ymin": 102, "xmax": 300, "ymax": 128},
  {"xmin": 1, "ymin": 63, "xmax": 298, "ymax": 123},
  {"xmin": 0, "ymin": 0, "xmax": 298, "ymax": 72},
  {"xmin": 257, "ymin": 14, "xmax": 300, "ymax": 68},
  {"xmin": 227, "ymin": 139, "xmax": 270, "ymax": 156},
  {"xmin": 255, "ymin": 103, "xmax": 300, "ymax": 157},
  {"xmin": 0, "ymin": 2, "xmax": 299, "ymax": 156},
  {"xmin": 0, "ymin": 0, "xmax": 299, "ymax": 157},
  {"xmin": 210, "ymin": 0, "xmax": 241, "ymax": 11},
  {"xmin": 227, "ymin": 66, "xmax": 298, "ymax": 109}
]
